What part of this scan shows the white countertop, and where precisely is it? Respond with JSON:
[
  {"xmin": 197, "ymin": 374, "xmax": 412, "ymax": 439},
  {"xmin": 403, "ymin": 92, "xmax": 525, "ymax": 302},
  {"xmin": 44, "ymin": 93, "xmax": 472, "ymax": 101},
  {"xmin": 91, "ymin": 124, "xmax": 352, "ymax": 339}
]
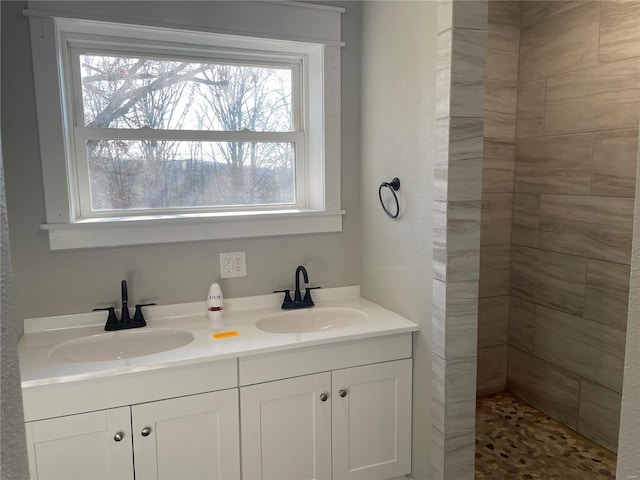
[{"xmin": 19, "ymin": 286, "xmax": 419, "ymax": 388}]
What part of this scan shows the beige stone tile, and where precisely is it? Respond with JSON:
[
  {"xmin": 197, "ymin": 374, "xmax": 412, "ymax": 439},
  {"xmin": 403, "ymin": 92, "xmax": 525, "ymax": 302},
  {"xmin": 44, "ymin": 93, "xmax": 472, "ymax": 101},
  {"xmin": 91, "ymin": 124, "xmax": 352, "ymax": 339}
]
[
  {"xmin": 430, "ymin": 424, "xmax": 445, "ymax": 480},
  {"xmin": 516, "ymin": 80, "xmax": 545, "ymax": 139},
  {"xmin": 450, "ymin": 72, "xmax": 486, "ymax": 118},
  {"xmin": 538, "ymin": 194, "xmax": 634, "ymax": 265},
  {"xmin": 478, "ymin": 296, "xmax": 509, "ymax": 348},
  {"xmin": 508, "ymin": 296, "xmax": 535, "ymax": 353},
  {"xmin": 547, "ymin": 2, "xmax": 589, "ymax": 17},
  {"xmin": 534, "ymin": 305, "xmax": 626, "ymax": 393},
  {"xmin": 479, "ymin": 244, "xmax": 510, "ymax": 297},
  {"xmin": 519, "ymin": 1, "xmax": 599, "ymax": 81},
  {"xmin": 432, "ymin": 279, "xmax": 479, "ymax": 360},
  {"xmin": 438, "ymin": 0, "xmax": 488, "ymax": 33},
  {"xmin": 578, "ymin": 380, "xmax": 622, "ymax": 452},
  {"xmin": 512, "ymin": 193, "xmax": 539, "ymax": 248},
  {"xmin": 477, "ymin": 345, "xmax": 508, "ymax": 396},
  {"xmin": 433, "ymin": 201, "xmax": 480, "ymax": 282},
  {"xmin": 487, "ymin": 1, "xmax": 521, "ymax": 52},
  {"xmin": 508, "ymin": 346, "xmax": 580, "ymax": 429},
  {"xmin": 486, "ymin": 1, "xmax": 520, "ymax": 84},
  {"xmin": 545, "ymin": 59, "xmax": 640, "ymax": 135},
  {"xmin": 435, "ymin": 117, "xmax": 484, "ymax": 202},
  {"xmin": 436, "ymin": 27, "xmax": 454, "ymax": 120},
  {"xmin": 480, "ymin": 192, "xmax": 512, "ymax": 247},
  {"xmin": 519, "ymin": 1, "xmax": 550, "ymax": 31},
  {"xmin": 600, "ymin": 0, "xmax": 640, "ymax": 64},
  {"xmin": 484, "ymin": 80, "xmax": 517, "ymax": 142},
  {"xmin": 482, "ymin": 140, "xmax": 515, "ymax": 193},
  {"xmin": 447, "ymin": 118, "xmax": 485, "ymax": 202},
  {"xmin": 431, "ymin": 425, "xmax": 476, "ymax": 480},
  {"xmin": 444, "ymin": 356, "xmax": 477, "ymax": 422},
  {"xmin": 433, "ymin": 200, "xmax": 448, "ymax": 282},
  {"xmin": 489, "ymin": 0, "xmax": 520, "ymax": 21},
  {"xmin": 432, "ymin": 354, "xmax": 477, "ymax": 438},
  {"xmin": 511, "ymin": 246, "xmax": 586, "ymax": 315},
  {"xmin": 437, "ymin": 0, "xmax": 453, "ymax": 33},
  {"xmin": 443, "ymin": 430, "xmax": 476, "ymax": 479},
  {"xmin": 584, "ymin": 259, "xmax": 630, "ymax": 332},
  {"xmin": 437, "ymin": 28, "xmax": 488, "ymax": 118},
  {"xmin": 592, "ymin": 129, "xmax": 639, "ymax": 197},
  {"xmin": 446, "ymin": 201, "xmax": 482, "ymax": 282},
  {"xmin": 434, "ymin": 119, "xmax": 451, "ymax": 201},
  {"xmin": 515, "ymin": 134, "xmax": 592, "ymax": 194},
  {"xmin": 436, "ymin": 30, "xmax": 453, "ymax": 120},
  {"xmin": 451, "ymin": 29, "xmax": 488, "ymax": 118},
  {"xmin": 485, "ymin": 48, "xmax": 518, "ymax": 85},
  {"xmin": 431, "ymin": 352, "xmax": 446, "ymax": 434}
]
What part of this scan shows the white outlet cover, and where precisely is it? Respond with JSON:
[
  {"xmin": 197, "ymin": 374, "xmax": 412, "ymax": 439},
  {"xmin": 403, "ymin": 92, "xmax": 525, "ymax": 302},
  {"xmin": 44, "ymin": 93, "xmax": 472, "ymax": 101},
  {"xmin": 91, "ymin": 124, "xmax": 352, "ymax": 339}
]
[{"xmin": 220, "ymin": 252, "xmax": 247, "ymax": 278}]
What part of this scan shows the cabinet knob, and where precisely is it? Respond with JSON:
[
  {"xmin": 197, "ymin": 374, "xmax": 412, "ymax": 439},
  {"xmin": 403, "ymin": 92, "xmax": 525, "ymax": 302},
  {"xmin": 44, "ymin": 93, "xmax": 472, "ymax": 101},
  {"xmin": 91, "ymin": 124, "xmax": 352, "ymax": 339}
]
[
  {"xmin": 113, "ymin": 431, "xmax": 125, "ymax": 442},
  {"xmin": 141, "ymin": 427, "xmax": 152, "ymax": 437},
  {"xmin": 320, "ymin": 393, "xmax": 328, "ymax": 402},
  {"xmin": 339, "ymin": 389, "xmax": 348, "ymax": 398}
]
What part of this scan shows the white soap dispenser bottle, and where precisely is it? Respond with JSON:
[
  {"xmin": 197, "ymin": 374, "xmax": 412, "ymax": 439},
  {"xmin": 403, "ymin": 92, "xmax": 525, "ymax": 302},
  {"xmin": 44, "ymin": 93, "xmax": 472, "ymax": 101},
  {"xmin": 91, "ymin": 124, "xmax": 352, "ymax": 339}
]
[{"xmin": 207, "ymin": 283, "xmax": 224, "ymax": 331}]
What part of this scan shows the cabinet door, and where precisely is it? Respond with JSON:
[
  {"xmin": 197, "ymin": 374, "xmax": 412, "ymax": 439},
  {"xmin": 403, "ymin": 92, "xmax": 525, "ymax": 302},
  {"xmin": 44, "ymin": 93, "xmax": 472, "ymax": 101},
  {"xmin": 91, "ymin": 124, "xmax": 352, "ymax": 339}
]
[
  {"xmin": 25, "ymin": 407, "xmax": 133, "ymax": 480},
  {"xmin": 332, "ymin": 359, "xmax": 412, "ymax": 480},
  {"xmin": 240, "ymin": 372, "xmax": 331, "ymax": 480},
  {"xmin": 132, "ymin": 389, "xmax": 240, "ymax": 480}
]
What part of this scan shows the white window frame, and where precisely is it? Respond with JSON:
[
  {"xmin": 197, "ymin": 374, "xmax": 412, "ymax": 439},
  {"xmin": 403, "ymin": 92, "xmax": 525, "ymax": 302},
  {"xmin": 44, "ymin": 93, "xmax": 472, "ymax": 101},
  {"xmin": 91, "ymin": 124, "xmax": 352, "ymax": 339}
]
[
  {"xmin": 27, "ymin": 2, "xmax": 344, "ymax": 250},
  {"xmin": 66, "ymin": 40, "xmax": 306, "ymax": 220}
]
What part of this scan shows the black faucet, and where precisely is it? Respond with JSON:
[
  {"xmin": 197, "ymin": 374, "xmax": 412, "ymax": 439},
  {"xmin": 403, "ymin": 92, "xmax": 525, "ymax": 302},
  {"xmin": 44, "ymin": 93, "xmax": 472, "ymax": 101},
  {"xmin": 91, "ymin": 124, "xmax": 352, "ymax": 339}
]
[
  {"xmin": 294, "ymin": 265, "xmax": 308, "ymax": 302},
  {"xmin": 95, "ymin": 280, "xmax": 156, "ymax": 331},
  {"xmin": 274, "ymin": 265, "xmax": 321, "ymax": 310}
]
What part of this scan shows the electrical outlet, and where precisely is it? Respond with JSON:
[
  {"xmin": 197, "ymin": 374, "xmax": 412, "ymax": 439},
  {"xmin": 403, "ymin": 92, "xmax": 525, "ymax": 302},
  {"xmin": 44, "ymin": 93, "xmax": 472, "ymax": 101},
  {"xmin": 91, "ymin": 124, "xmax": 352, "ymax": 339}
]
[{"xmin": 220, "ymin": 252, "xmax": 247, "ymax": 279}]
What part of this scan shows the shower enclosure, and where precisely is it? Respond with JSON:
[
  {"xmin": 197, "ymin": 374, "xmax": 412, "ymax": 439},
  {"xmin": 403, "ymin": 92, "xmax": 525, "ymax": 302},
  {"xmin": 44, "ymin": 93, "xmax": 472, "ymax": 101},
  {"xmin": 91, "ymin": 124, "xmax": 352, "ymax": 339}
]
[{"xmin": 477, "ymin": 0, "xmax": 640, "ymax": 456}]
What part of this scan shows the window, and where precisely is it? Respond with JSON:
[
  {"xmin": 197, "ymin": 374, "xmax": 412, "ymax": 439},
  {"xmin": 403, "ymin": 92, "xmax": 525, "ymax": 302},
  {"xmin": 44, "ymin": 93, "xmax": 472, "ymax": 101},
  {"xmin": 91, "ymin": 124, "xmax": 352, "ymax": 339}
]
[
  {"xmin": 28, "ymin": 4, "xmax": 344, "ymax": 249},
  {"xmin": 71, "ymin": 48, "xmax": 301, "ymax": 218}
]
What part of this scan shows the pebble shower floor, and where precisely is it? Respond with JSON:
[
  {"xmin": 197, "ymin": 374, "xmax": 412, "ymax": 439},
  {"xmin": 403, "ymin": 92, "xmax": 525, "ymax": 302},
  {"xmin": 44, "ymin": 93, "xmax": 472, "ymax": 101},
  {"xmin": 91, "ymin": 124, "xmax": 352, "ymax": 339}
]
[{"xmin": 475, "ymin": 393, "xmax": 617, "ymax": 479}]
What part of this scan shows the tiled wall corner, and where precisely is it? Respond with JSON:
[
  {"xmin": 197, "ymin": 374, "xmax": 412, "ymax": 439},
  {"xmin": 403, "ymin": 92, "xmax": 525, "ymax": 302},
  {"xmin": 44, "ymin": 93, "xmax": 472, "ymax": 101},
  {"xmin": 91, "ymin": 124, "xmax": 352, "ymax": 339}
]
[
  {"xmin": 432, "ymin": 1, "xmax": 487, "ymax": 478},
  {"xmin": 476, "ymin": 0, "xmax": 520, "ymax": 398}
]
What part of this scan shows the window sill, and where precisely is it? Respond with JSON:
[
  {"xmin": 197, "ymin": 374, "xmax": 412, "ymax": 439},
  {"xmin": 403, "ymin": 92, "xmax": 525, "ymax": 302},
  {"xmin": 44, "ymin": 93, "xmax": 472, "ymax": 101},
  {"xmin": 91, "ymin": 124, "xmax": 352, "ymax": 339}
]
[{"xmin": 41, "ymin": 210, "xmax": 345, "ymax": 250}]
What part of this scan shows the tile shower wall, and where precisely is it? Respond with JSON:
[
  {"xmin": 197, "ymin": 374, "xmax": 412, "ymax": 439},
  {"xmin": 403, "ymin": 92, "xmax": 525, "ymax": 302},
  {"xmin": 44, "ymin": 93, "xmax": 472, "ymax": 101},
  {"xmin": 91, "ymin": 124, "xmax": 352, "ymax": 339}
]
[
  {"xmin": 433, "ymin": 1, "xmax": 488, "ymax": 477},
  {"xmin": 477, "ymin": 1, "xmax": 521, "ymax": 396},
  {"xmin": 508, "ymin": 1, "xmax": 640, "ymax": 452}
]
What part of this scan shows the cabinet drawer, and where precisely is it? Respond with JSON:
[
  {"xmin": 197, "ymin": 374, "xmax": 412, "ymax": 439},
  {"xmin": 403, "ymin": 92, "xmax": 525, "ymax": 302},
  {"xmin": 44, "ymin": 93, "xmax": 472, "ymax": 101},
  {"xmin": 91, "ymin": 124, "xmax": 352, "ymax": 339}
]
[
  {"xmin": 239, "ymin": 333, "xmax": 411, "ymax": 386},
  {"xmin": 23, "ymin": 359, "xmax": 238, "ymax": 421}
]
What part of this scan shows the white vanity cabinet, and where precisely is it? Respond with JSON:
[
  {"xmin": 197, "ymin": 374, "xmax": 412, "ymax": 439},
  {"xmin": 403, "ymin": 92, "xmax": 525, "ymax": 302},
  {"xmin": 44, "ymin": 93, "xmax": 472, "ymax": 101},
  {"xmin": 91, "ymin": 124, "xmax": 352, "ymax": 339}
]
[
  {"xmin": 25, "ymin": 407, "xmax": 134, "ymax": 480},
  {"xmin": 25, "ymin": 389, "xmax": 241, "ymax": 480},
  {"xmin": 332, "ymin": 359, "xmax": 412, "ymax": 480},
  {"xmin": 20, "ymin": 291, "xmax": 418, "ymax": 480},
  {"xmin": 241, "ymin": 373, "xmax": 333, "ymax": 479},
  {"xmin": 132, "ymin": 389, "xmax": 240, "ymax": 480},
  {"xmin": 239, "ymin": 339, "xmax": 413, "ymax": 480}
]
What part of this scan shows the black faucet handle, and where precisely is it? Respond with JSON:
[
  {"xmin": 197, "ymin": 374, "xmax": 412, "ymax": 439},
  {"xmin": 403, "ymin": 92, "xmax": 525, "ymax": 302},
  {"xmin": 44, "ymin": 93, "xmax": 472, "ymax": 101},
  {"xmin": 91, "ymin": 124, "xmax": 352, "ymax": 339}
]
[
  {"xmin": 273, "ymin": 289, "xmax": 293, "ymax": 304},
  {"xmin": 94, "ymin": 307, "xmax": 119, "ymax": 331},
  {"xmin": 133, "ymin": 303, "xmax": 156, "ymax": 324},
  {"xmin": 303, "ymin": 286, "xmax": 321, "ymax": 304}
]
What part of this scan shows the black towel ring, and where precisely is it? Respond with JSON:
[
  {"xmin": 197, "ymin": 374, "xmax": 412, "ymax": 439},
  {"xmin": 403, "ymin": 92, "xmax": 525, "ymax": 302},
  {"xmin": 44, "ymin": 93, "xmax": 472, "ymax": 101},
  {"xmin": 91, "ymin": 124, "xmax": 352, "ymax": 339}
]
[{"xmin": 378, "ymin": 177, "xmax": 401, "ymax": 219}]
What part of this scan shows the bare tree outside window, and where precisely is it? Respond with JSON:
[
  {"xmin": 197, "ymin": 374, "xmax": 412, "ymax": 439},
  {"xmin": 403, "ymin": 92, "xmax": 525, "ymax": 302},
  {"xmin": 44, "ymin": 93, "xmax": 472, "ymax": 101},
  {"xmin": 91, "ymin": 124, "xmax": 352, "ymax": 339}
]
[{"xmin": 79, "ymin": 53, "xmax": 296, "ymax": 212}]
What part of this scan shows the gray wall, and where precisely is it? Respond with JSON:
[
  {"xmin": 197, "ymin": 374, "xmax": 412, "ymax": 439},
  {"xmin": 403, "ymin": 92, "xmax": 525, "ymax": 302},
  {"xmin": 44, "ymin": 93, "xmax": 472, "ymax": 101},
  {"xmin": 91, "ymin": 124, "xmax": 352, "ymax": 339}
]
[
  {"xmin": 359, "ymin": 2, "xmax": 436, "ymax": 478},
  {"xmin": 0, "ymin": 1, "xmax": 361, "ymax": 329},
  {"xmin": 1, "ymin": 2, "xmax": 29, "ymax": 473}
]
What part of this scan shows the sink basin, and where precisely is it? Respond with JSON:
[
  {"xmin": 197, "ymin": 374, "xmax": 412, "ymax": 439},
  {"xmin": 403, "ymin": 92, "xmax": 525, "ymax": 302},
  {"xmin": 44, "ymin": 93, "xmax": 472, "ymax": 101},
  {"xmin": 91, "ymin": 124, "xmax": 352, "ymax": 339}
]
[
  {"xmin": 49, "ymin": 328, "xmax": 194, "ymax": 362},
  {"xmin": 256, "ymin": 307, "xmax": 367, "ymax": 334}
]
